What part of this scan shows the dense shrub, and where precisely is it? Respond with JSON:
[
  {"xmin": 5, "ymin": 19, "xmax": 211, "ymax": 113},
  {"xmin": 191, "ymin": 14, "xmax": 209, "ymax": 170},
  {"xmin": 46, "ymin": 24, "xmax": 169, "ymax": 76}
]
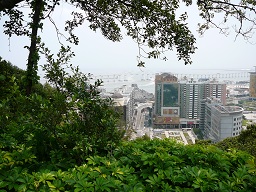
[{"xmin": 0, "ymin": 139, "xmax": 255, "ymax": 191}]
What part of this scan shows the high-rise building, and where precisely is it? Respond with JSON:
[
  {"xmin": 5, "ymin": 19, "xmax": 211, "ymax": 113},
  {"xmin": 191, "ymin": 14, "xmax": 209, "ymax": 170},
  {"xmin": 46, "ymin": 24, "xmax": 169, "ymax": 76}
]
[
  {"xmin": 204, "ymin": 82, "xmax": 227, "ymax": 105},
  {"xmin": 109, "ymin": 85, "xmax": 136, "ymax": 130},
  {"xmin": 179, "ymin": 79, "xmax": 226, "ymax": 119},
  {"xmin": 180, "ymin": 80, "xmax": 201, "ymax": 119},
  {"xmin": 154, "ymin": 73, "xmax": 180, "ymax": 128}
]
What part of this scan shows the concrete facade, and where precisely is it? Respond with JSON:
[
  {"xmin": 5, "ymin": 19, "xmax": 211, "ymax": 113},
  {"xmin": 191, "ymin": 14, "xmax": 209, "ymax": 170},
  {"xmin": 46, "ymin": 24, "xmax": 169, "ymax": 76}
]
[
  {"xmin": 111, "ymin": 85, "xmax": 135, "ymax": 130},
  {"xmin": 203, "ymin": 97, "xmax": 243, "ymax": 142}
]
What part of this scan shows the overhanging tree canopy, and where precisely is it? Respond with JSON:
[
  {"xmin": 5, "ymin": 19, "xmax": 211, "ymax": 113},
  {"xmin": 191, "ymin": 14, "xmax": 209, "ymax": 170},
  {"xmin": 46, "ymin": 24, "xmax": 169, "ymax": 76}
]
[{"xmin": 1, "ymin": 0, "xmax": 256, "ymax": 94}]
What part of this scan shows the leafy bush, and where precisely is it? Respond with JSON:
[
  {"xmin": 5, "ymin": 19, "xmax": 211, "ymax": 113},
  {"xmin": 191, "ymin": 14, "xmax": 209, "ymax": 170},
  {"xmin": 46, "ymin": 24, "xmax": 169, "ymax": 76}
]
[
  {"xmin": 0, "ymin": 139, "xmax": 255, "ymax": 191},
  {"xmin": 0, "ymin": 56, "xmax": 26, "ymax": 100}
]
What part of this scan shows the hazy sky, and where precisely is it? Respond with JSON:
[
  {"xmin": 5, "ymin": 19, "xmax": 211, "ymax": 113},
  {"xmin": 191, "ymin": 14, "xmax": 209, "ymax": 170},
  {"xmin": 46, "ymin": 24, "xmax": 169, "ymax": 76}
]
[{"xmin": 1, "ymin": 2, "xmax": 256, "ymax": 79}]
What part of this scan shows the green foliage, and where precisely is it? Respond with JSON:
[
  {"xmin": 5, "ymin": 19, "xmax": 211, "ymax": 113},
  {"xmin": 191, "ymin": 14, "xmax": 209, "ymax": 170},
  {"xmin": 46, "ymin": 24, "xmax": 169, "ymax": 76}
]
[
  {"xmin": 0, "ymin": 139, "xmax": 255, "ymax": 191},
  {"xmin": 135, "ymin": 134, "xmax": 151, "ymax": 141},
  {"xmin": 195, "ymin": 139, "xmax": 212, "ymax": 145},
  {"xmin": 112, "ymin": 139, "xmax": 256, "ymax": 191},
  {"xmin": 242, "ymin": 119, "xmax": 248, "ymax": 126},
  {"xmin": 0, "ymin": 56, "xmax": 26, "ymax": 99},
  {"xmin": 216, "ymin": 125, "xmax": 256, "ymax": 158},
  {"xmin": 0, "ymin": 51, "xmax": 124, "ymax": 170}
]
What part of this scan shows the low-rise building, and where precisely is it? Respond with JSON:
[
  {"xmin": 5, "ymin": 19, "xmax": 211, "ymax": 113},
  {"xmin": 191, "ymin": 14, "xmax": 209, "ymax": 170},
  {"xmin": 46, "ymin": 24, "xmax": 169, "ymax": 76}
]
[
  {"xmin": 202, "ymin": 97, "xmax": 243, "ymax": 142},
  {"xmin": 101, "ymin": 84, "xmax": 153, "ymax": 130}
]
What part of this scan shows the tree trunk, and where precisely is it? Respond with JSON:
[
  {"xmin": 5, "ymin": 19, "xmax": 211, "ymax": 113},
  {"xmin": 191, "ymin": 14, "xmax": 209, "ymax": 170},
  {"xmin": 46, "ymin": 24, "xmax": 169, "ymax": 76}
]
[{"xmin": 26, "ymin": 0, "xmax": 43, "ymax": 95}]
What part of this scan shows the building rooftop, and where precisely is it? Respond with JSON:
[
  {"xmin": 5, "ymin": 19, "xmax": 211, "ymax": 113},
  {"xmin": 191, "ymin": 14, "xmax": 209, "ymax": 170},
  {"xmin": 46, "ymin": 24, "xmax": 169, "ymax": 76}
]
[
  {"xmin": 155, "ymin": 73, "xmax": 178, "ymax": 83},
  {"xmin": 213, "ymin": 105, "xmax": 243, "ymax": 113}
]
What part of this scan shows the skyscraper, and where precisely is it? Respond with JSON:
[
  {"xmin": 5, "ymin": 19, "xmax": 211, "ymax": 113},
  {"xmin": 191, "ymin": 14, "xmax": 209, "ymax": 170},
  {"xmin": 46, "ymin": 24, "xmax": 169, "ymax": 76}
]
[
  {"xmin": 180, "ymin": 79, "xmax": 226, "ymax": 119},
  {"xmin": 154, "ymin": 73, "xmax": 180, "ymax": 128},
  {"xmin": 180, "ymin": 80, "xmax": 201, "ymax": 119}
]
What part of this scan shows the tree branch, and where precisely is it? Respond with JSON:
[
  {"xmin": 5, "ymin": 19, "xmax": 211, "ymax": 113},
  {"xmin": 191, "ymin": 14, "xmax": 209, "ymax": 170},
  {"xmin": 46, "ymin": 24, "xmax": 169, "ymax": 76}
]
[
  {"xmin": 197, "ymin": 0, "xmax": 256, "ymax": 39},
  {"xmin": 0, "ymin": 0, "xmax": 24, "ymax": 11}
]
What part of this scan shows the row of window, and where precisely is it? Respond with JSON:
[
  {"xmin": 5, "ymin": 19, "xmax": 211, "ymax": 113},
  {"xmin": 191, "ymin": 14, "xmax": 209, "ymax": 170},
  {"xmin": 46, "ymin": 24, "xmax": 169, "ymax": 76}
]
[
  {"xmin": 233, "ymin": 132, "xmax": 240, "ymax": 136},
  {"xmin": 233, "ymin": 126, "xmax": 242, "ymax": 131},
  {"xmin": 234, "ymin": 117, "xmax": 242, "ymax": 121},
  {"xmin": 233, "ymin": 122, "xmax": 241, "ymax": 126}
]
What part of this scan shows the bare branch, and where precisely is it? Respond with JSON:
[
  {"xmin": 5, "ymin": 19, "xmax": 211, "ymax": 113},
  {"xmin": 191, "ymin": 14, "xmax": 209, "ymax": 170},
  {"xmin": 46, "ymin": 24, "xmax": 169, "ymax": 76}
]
[
  {"xmin": 48, "ymin": 16, "xmax": 68, "ymax": 45},
  {"xmin": 197, "ymin": 0, "xmax": 256, "ymax": 40}
]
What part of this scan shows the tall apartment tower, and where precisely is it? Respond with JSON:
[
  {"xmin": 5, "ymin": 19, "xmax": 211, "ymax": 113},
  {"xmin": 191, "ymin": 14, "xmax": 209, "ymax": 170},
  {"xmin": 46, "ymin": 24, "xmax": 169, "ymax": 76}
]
[
  {"xmin": 180, "ymin": 80, "xmax": 202, "ymax": 119},
  {"xmin": 204, "ymin": 82, "xmax": 226, "ymax": 105},
  {"xmin": 180, "ymin": 79, "xmax": 226, "ymax": 120},
  {"xmin": 154, "ymin": 73, "xmax": 180, "ymax": 128},
  {"xmin": 249, "ymin": 67, "xmax": 256, "ymax": 98}
]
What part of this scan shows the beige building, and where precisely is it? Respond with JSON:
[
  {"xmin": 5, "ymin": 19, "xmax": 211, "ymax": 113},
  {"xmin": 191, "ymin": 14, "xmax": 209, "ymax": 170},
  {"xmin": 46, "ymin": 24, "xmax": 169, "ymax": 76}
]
[{"xmin": 249, "ymin": 71, "xmax": 256, "ymax": 98}]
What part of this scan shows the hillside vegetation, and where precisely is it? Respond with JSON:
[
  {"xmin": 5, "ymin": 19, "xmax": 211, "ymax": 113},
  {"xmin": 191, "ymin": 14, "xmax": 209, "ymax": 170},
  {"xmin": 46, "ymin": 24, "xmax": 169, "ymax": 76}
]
[{"xmin": 0, "ymin": 58, "xmax": 256, "ymax": 191}]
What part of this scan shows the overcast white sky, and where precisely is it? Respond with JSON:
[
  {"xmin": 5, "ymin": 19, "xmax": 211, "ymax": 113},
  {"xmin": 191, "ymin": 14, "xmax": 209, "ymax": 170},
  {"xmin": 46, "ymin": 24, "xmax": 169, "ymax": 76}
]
[{"xmin": 1, "ymin": 2, "xmax": 256, "ymax": 79}]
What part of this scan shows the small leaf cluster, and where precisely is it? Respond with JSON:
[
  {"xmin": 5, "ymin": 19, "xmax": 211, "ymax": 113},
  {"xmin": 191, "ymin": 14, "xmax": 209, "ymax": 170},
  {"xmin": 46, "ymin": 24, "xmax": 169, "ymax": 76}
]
[{"xmin": 0, "ymin": 56, "xmax": 26, "ymax": 99}]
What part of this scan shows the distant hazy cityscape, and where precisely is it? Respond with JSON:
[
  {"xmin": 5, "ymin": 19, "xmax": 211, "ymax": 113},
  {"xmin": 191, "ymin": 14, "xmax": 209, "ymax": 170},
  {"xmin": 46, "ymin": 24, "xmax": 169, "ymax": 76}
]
[
  {"xmin": 96, "ymin": 69, "xmax": 254, "ymax": 144},
  {"xmin": 93, "ymin": 69, "xmax": 250, "ymax": 94}
]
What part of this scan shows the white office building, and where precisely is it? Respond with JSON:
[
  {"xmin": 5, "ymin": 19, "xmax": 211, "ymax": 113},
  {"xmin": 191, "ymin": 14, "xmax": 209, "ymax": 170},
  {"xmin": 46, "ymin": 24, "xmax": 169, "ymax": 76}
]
[{"xmin": 203, "ymin": 97, "xmax": 243, "ymax": 142}]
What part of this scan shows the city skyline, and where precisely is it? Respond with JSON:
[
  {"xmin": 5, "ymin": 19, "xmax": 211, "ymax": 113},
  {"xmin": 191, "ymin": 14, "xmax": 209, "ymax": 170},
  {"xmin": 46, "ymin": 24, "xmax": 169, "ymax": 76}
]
[{"xmin": 94, "ymin": 70, "xmax": 250, "ymax": 94}]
